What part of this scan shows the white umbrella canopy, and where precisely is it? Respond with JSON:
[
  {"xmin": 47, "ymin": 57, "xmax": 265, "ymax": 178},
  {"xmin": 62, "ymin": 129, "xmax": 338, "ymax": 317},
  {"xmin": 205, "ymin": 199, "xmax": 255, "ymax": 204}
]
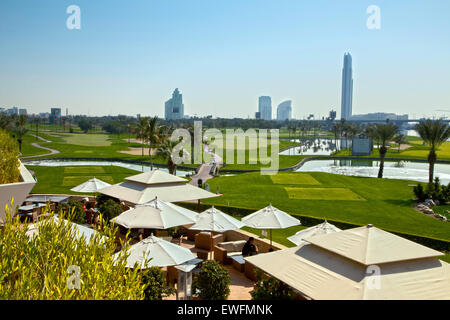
[
  {"xmin": 111, "ymin": 197, "xmax": 198, "ymax": 229},
  {"xmin": 70, "ymin": 177, "xmax": 111, "ymax": 193},
  {"xmin": 242, "ymin": 204, "xmax": 301, "ymax": 248},
  {"xmin": 116, "ymin": 235, "xmax": 196, "ymax": 268},
  {"xmin": 189, "ymin": 206, "xmax": 245, "ymax": 232},
  {"xmin": 287, "ymin": 220, "xmax": 341, "ymax": 246},
  {"xmin": 242, "ymin": 204, "xmax": 301, "ymax": 229}
]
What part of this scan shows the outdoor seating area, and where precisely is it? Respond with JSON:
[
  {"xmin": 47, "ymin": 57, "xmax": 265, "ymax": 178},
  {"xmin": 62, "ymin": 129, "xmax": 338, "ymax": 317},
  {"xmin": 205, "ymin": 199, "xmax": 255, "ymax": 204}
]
[{"xmin": 8, "ymin": 169, "xmax": 450, "ymax": 300}]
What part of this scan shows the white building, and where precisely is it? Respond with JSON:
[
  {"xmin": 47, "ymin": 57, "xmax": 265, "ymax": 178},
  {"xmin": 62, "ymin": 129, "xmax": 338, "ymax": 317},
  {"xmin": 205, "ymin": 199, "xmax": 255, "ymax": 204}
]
[
  {"xmin": 277, "ymin": 100, "xmax": 292, "ymax": 121},
  {"xmin": 165, "ymin": 88, "xmax": 184, "ymax": 120}
]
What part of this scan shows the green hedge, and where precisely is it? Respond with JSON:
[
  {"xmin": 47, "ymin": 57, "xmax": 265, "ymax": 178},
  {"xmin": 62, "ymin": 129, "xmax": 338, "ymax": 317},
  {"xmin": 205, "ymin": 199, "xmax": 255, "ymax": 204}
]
[{"xmin": 176, "ymin": 202, "xmax": 450, "ymax": 253}]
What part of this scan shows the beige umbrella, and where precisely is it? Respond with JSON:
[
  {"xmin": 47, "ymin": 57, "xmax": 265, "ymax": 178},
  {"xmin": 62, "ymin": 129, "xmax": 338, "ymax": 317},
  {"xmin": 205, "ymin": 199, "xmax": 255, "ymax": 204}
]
[
  {"xmin": 70, "ymin": 177, "xmax": 111, "ymax": 193},
  {"xmin": 189, "ymin": 206, "xmax": 245, "ymax": 258},
  {"xmin": 111, "ymin": 197, "xmax": 197, "ymax": 230},
  {"xmin": 242, "ymin": 204, "xmax": 301, "ymax": 248},
  {"xmin": 115, "ymin": 234, "xmax": 196, "ymax": 268},
  {"xmin": 287, "ymin": 220, "xmax": 340, "ymax": 246}
]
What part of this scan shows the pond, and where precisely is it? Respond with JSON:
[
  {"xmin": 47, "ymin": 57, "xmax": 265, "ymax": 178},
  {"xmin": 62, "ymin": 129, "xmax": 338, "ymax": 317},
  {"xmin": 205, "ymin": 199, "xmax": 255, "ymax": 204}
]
[
  {"xmin": 296, "ymin": 159, "xmax": 450, "ymax": 185},
  {"xmin": 279, "ymin": 138, "xmax": 351, "ymax": 156},
  {"xmin": 23, "ymin": 159, "xmax": 195, "ymax": 177}
]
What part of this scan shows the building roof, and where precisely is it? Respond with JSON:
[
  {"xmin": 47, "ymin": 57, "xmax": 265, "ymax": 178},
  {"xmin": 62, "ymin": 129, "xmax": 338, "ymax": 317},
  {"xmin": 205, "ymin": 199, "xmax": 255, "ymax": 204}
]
[
  {"xmin": 245, "ymin": 243, "xmax": 450, "ymax": 300},
  {"xmin": 304, "ymin": 225, "xmax": 443, "ymax": 266}
]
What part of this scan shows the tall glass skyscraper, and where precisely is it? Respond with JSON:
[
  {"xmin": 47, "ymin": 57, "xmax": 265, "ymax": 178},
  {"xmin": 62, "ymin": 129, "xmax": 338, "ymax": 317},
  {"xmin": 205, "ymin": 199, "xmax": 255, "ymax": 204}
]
[
  {"xmin": 258, "ymin": 96, "xmax": 272, "ymax": 121},
  {"xmin": 277, "ymin": 100, "xmax": 292, "ymax": 121},
  {"xmin": 165, "ymin": 88, "xmax": 184, "ymax": 120},
  {"xmin": 341, "ymin": 53, "xmax": 353, "ymax": 120}
]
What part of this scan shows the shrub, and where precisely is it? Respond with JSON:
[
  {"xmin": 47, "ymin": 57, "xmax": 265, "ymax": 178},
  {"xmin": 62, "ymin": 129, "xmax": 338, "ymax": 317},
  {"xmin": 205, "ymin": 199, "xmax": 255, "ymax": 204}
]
[
  {"xmin": 251, "ymin": 269, "xmax": 295, "ymax": 300},
  {"xmin": 413, "ymin": 183, "xmax": 426, "ymax": 202},
  {"xmin": 59, "ymin": 199, "xmax": 85, "ymax": 224},
  {"xmin": 98, "ymin": 199, "xmax": 123, "ymax": 221},
  {"xmin": 0, "ymin": 129, "xmax": 20, "ymax": 184},
  {"xmin": 192, "ymin": 260, "xmax": 230, "ymax": 300},
  {"xmin": 414, "ymin": 178, "xmax": 450, "ymax": 204},
  {"xmin": 141, "ymin": 267, "xmax": 175, "ymax": 300},
  {"xmin": 0, "ymin": 206, "xmax": 146, "ymax": 299}
]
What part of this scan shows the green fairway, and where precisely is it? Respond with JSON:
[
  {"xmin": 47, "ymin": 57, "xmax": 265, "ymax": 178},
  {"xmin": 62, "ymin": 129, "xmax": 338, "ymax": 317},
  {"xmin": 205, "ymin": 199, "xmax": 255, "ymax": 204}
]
[
  {"xmin": 203, "ymin": 172, "xmax": 450, "ymax": 241},
  {"xmin": 28, "ymin": 165, "xmax": 140, "ymax": 195},
  {"xmin": 286, "ymin": 187, "xmax": 365, "ymax": 201},
  {"xmin": 270, "ymin": 173, "xmax": 320, "ymax": 185},
  {"xmin": 59, "ymin": 133, "xmax": 112, "ymax": 147}
]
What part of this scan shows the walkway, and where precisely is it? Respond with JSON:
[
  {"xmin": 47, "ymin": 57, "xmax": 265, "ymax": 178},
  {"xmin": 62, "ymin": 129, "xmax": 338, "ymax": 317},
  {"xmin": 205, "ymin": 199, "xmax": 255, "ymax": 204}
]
[
  {"xmin": 189, "ymin": 163, "xmax": 215, "ymax": 186},
  {"xmin": 165, "ymin": 239, "xmax": 254, "ymax": 300},
  {"xmin": 21, "ymin": 135, "xmax": 60, "ymax": 160}
]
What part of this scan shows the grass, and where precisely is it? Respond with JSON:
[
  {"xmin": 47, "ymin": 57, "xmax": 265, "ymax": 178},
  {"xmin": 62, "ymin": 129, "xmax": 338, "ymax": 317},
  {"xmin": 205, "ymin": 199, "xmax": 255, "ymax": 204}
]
[
  {"xmin": 27, "ymin": 165, "xmax": 140, "ymax": 195},
  {"xmin": 270, "ymin": 173, "xmax": 320, "ymax": 185},
  {"xmin": 203, "ymin": 171, "xmax": 450, "ymax": 242},
  {"xmin": 59, "ymin": 133, "xmax": 112, "ymax": 147},
  {"xmin": 285, "ymin": 187, "xmax": 365, "ymax": 201}
]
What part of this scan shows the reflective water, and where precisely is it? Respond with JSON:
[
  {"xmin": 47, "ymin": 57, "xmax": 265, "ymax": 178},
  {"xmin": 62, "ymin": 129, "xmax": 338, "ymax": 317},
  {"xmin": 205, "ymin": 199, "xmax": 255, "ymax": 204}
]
[
  {"xmin": 23, "ymin": 160, "xmax": 195, "ymax": 177},
  {"xmin": 280, "ymin": 138, "xmax": 352, "ymax": 156},
  {"xmin": 297, "ymin": 159, "xmax": 450, "ymax": 184}
]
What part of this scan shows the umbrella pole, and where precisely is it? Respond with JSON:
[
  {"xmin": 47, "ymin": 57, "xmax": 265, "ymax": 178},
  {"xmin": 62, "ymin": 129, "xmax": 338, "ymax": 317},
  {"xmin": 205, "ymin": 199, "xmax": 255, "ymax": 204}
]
[
  {"xmin": 270, "ymin": 230, "xmax": 272, "ymax": 249},
  {"xmin": 197, "ymin": 199, "xmax": 201, "ymax": 212}
]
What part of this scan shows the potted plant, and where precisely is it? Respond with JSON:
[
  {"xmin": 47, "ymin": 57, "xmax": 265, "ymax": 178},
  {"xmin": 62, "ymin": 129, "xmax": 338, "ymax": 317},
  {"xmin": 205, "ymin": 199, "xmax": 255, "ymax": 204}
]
[
  {"xmin": 0, "ymin": 129, "xmax": 36, "ymax": 225},
  {"xmin": 192, "ymin": 260, "xmax": 231, "ymax": 300}
]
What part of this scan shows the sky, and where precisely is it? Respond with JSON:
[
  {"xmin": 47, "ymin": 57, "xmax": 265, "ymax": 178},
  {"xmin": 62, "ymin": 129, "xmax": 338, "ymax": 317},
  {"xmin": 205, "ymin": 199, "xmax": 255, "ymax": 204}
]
[{"xmin": 0, "ymin": 0, "xmax": 449, "ymax": 119}]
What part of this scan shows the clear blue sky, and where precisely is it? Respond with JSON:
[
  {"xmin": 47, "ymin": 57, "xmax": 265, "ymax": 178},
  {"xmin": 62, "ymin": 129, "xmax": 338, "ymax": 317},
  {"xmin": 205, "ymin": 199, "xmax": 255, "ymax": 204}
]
[{"xmin": 1, "ymin": 0, "xmax": 449, "ymax": 119}]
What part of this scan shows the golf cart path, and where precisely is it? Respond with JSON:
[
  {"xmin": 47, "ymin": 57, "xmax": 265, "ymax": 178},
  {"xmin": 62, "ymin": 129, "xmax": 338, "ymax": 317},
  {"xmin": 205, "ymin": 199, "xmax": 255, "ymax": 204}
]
[{"xmin": 21, "ymin": 135, "xmax": 60, "ymax": 159}]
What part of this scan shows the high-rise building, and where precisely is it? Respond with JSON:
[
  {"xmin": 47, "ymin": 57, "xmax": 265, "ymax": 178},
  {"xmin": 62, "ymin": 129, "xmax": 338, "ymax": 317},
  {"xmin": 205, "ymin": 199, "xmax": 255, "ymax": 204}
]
[
  {"xmin": 7, "ymin": 106, "xmax": 18, "ymax": 115},
  {"xmin": 19, "ymin": 108, "xmax": 27, "ymax": 115},
  {"xmin": 341, "ymin": 52, "xmax": 353, "ymax": 120},
  {"xmin": 258, "ymin": 96, "xmax": 272, "ymax": 121},
  {"xmin": 50, "ymin": 107, "xmax": 62, "ymax": 124},
  {"xmin": 165, "ymin": 88, "xmax": 184, "ymax": 120},
  {"xmin": 277, "ymin": 100, "xmax": 292, "ymax": 121}
]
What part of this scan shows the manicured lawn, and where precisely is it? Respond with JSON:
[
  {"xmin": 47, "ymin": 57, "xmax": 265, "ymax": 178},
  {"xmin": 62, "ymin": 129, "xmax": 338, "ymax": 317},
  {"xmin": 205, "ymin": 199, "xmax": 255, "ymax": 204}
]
[
  {"xmin": 57, "ymin": 133, "xmax": 112, "ymax": 147},
  {"xmin": 286, "ymin": 187, "xmax": 365, "ymax": 201},
  {"xmin": 270, "ymin": 173, "xmax": 320, "ymax": 185},
  {"xmin": 203, "ymin": 172, "xmax": 450, "ymax": 241},
  {"xmin": 27, "ymin": 165, "xmax": 140, "ymax": 195}
]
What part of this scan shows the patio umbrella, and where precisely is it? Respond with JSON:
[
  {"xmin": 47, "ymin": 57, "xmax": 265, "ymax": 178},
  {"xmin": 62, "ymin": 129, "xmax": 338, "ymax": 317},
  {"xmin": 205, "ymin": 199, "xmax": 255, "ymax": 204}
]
[
  {"xmin": 189, "ymin": 206, "xmax": 245, "ymax": 258},
  {"xmin": 111, "ymin": 197, "xmax": 198, "ymax": 230},
  {"xmin": 242, "ymin": 204, "xmax": 301, "ymax": 248},
  {"xmin": 287, "ymin": 220, "xmax": 341, "ymax": 246},
  {"xmin": 70, "ymin": 177, "xmax": 111, "ymax": 193},
  {"xmin": 115, "ymin": 235, "xmax": 196, "ymax": 268}
]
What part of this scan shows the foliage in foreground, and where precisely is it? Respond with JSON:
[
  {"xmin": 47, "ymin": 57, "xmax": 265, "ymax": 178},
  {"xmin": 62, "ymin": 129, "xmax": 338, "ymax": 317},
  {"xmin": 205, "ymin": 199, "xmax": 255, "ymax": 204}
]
[
  {"xmin": 0, "ymin": 203, "xmax": 146, "ymax": 300},
  {"xmin": 192, "ymin": 260, "xmax": 231, "ymax": 300},
  {"xmin": 251, "ymin": 269, "xmax": 295, "ymax": 300},
  {"xmin": 58, "ymin": 199, "xmax": 85, "ymax": 224},
  {"xmin": 0, "ymin": 129, "xmax": 20, "ymax": 184},
  {"xmin": 142, "ymin": 267, "xmax": 175, "ymax": 300}
]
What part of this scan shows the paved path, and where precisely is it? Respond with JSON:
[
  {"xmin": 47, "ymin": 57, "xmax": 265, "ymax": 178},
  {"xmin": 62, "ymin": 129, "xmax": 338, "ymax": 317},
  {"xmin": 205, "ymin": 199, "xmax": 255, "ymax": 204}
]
[
  {"xmin": 21, "ymin": 135, "xmax": 60, "ymax": 160},
  {"xmin": 189, "ymin": 163, "xmax": 215, "ymax": 186}
]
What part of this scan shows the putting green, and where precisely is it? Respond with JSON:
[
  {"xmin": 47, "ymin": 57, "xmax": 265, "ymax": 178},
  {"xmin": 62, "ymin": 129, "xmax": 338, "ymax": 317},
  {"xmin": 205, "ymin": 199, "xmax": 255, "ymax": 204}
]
[
  {"xmin": 61, "ymin": 133, "xmax": 112, "ymax": 147},
  {"xmin": 64, "ymin": 167, "xmax": 105, "ymax": 174},
  {"xmin": 271, "ymin": 174, "xmax": 320, "ymax": 185},
  {"xmin": 62, "ymin": 175, "xmax": 114, "ymax": 186},
  {"xmin": 285, "ymin": 187, "xmax": 365, "ymax": 201}
]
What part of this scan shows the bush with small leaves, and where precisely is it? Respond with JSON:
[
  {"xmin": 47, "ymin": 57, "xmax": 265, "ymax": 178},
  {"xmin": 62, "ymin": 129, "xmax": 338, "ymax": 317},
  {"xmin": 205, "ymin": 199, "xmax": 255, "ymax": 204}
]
[{"xmin": 192, "ymin": 260, "xmax": 230, "ymax": 300}]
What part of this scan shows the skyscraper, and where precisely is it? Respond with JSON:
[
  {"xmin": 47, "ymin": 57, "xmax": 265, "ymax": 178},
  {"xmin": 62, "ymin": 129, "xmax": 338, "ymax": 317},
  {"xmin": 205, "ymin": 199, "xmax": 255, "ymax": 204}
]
[
  {"xmin": 341, "ymin": 53, "xmax": 353, "ymax": 120},
  {"xmin": 258, "ymin": 96, "xmax": 272, "ymax": 121},
  {"xmin": 277, "ymin": 100, "xmax": 292, "ymax": 121},
  {"xmin": 165, "ymin": 88, "xmax": 184, "ymax": 120}
]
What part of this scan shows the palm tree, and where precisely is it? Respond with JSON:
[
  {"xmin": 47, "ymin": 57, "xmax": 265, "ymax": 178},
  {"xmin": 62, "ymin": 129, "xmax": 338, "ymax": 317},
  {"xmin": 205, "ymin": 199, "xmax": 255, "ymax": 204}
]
[
  {"xmin": 34, "ymin": 117, "xmax": 40, "ymax": 140},
  {"xmin": 415, "ymin": 119, "xmax": 450, "ymax": 184},
  {"xmin": 135, "ymin": 117, "xmax": 148, "ymax": 171},
  {"xmin": 393, "ymin": 134, "xmax": 407, "ymax": 153},
  {"xmin": 157, "ymin": 139, "xmax": 179, "ymax": 175},
  {"xmin": 13, "ymin": 114, "xmax": 29, "ymax": 153},
  {"xmin": 375, "ymin": 123, "xmax": 398, "ymax": 178},
  {"xmin": 146, "ymin": 116, "xmax": 162, "ymax": 171}
]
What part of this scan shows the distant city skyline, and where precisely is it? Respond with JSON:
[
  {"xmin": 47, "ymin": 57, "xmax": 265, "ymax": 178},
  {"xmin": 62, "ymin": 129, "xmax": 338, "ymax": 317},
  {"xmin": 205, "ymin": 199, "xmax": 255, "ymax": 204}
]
[
  {"xmin": 258, "ymin": 97, "xmax": 272, "ymax": 121},
  {"xmin": 1, "ymin": 1, "xmax": 449, "ymax": 119},
  {"xmin": 277, "ymin": 101, "xmax": 292, "ymax": 121}
]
